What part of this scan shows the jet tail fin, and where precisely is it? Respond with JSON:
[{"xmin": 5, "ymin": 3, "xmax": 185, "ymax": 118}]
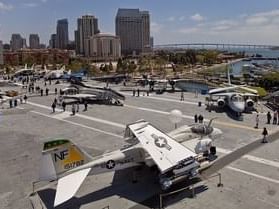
[
  {"xmin": 54, "ymin": 168, "xmax": 91, "ymax": 207},
  {"xmin": 39, "ymin": 139, "xmax": 93, "ymax": 181},
  {"xmin": 60, "ymin": 65, "xmax": 66, "ymax": 71},
  {"xmin": 207, "ymin": 117, "xmax": 218, "ymax": 129}
]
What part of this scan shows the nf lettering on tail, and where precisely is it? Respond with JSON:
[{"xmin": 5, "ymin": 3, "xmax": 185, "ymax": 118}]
[{"xmin": 54, "ymin": 150, "xmax": 69, "ymax": 162}]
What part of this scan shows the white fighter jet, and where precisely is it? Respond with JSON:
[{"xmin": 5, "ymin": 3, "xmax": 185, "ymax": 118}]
[
  {"xmin": 13, "ymin": 64, "xmax": 35, "ymax": 77},
  {"xmin": 61, "ymin": 81, "xmax": 125, "ymax": 106},
  {"xmin": 208, "ymin": 70, "xmax": 258, "ymax": 116},
  {"xmin": 44, "ymin": 65, "xmax": 71, "ymax": 80},
  {"xmin": 39, "ymin": 119, "xmax": 222, "ymax": 207}
]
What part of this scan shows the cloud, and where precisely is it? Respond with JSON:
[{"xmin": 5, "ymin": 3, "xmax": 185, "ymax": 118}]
[
  {"xmin": 212, "ymin": 20, "xmax": 238, "ymax": 31},
  {"xmin": 0, "ymin": 2, "xmax": 13, "ymax": 11},
  {"xmin": 178, "ymin": 16, "xmax": 185, "ymax": 21},
  {"xmin": 41, "ymin": 0, "xmax": 47, "ymax": 2},
  {"xmin": 151, "ymin": 22, "xmax": 163, "ymax": 34},
  {"xmin": 166, "ymin": 9, "xmax": 279, "ymax": 45},
  {"xmin": 253, "ymin": 9, "xmax": 279, "ymax": 18},
  {"xmin": 179, "ymin": 27, "xmax": 199, "ymax": 34},
  {"xmin": 151, "ymin": 9, "xmax": 279, "ymax": 45},
  {"xmin": 190, "ymin": 13, "xmax": 204, "ymax": 21},
  {"xmin": 167, "ymin": 16, "xmax": 175, "ymax": 22},
  {"xmin": 246, "ymin": 16, "xmax": 269, "ymax": 25},
  {"xmin": 244, "ymin": 9, "xmax": 279, "ymax": 26},
  {"xmin": 23, "ymin": 3, "xmax": 38, "ymax": 8}
]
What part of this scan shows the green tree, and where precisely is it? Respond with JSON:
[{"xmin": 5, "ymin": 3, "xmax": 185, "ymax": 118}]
[
  {"xmin": 203, "ymin": 50, "xmax": 218, "ymax": 65},
  {"xmin": 117, "ymin": 58, "xmax": 123, "ymax": 71},
  {"xmin": 127, "ymin": 61, "xmax": 137, "ymax": 74}
]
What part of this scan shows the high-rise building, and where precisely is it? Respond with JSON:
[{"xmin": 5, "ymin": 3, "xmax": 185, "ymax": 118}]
[
  {"xmin": 0, "ymin": 41, "xmax": 3, "ymax": 65},
  {"xmin": 22, "ymin": 38, "xmax": 27, "ymax": 49},
  {"xmin": 10, "ymin": 34, "xmax": 24, "ymax": 51},
  {"xmin": 85, "ymin": 33, "xmax": 121, "ymax": 60},
  {"xmin": 3, "ymin": 43, "xmax": 10, "ymax": 50},
  {"xmin": 75, "ymin": 15, "xmax": 99, "ymax": 55},
  {"xmin": 115, "ymin": 8, "xmax": 150, "ymax": 55},
  {"xmin": 49, "ymin": 34, "xmax": 56, "ymax": 49},
  {"xmin": 56, "ymin": 19, "xmax": 69, "ymax": 49},
  {"xmin": 29, "ymin": 34, "xmax": 40, "ymax": 49},
  {"xmin": 39, "ymin": 44, "xmax": 46, "ymax": 49},
  {"xmin": 150, "ymin": 36, "xmax": 154, "ymax": 49}
]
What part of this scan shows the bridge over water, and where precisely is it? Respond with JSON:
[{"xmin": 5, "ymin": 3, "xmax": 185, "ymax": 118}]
[{"xmin": 154, "ymin": 43, "xmax": 279, "ymax": 50}]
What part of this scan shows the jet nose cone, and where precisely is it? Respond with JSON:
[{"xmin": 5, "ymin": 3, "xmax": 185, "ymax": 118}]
[{"xmin": 233, "ymin": 102, "xmax": 245, "ymax": 113}]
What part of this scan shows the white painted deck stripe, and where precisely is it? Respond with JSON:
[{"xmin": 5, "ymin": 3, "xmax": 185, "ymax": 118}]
[
  {"xmin": 218, "ymin": 147, "xmax": 279, "ymax": 168},
  {"xmin": 30, "ymin": 110, "xmax": 123, "ymax": 139},
  {"xmin": 228, "ymin": 166, "xmax": 279, "ymax": 184},
  {"xmin": 122, "ymin": 92, "xmax": 202, "ymax": 106},
  {"xmin": 27, "ymin": 101, "xmax": 125, "ymax": 128}
]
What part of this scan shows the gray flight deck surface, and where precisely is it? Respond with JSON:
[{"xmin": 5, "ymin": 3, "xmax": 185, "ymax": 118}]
[{"xmin": 0, "ymin": 80, "xmax": 279, "ymax": 209}]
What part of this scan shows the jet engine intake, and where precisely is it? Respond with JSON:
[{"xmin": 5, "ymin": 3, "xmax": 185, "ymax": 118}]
[
  {"xmin": 246, "ymin": 99, "xmax": 254, "ymax": 108},
  {"xmin": 217, "ymin": 99, "xmax": 225, "ymax": 107}
]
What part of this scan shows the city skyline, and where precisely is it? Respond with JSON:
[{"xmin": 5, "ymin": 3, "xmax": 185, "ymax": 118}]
[{"xmin": 1, "ymin": 0, "xmax": 279, "ymax": 45}]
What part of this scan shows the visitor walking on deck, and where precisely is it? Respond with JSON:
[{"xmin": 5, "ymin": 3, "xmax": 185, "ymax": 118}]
[
  {"xmin": 51, "ymin": 102, "xmax": 56, "ymax": 113},
  {"xmin": 255, "ymin": 114, "xmax": 259, "ymax": 129},
  {"xmin": 262, "ymin": 127, "xmax": 268, "ymax": 143},
  {"xmin": 180, "ymin": 91, "xmax": 184, "ymax": 101},
  {"xmin": 267, "ymin": 111, "xmax": 271, "ymax": 124},
  {"xmin": 194, "ymin": 114, "xmax": 198, "ymax": 123},
  {"xmin": 72, "ymin": 104, "xmax": 76, "ymax": 115}
]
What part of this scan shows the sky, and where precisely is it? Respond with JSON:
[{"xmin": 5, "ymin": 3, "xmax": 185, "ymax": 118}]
[{"xmin": 1, "ymin": 0, "xmax": 279, "ymax": 46}]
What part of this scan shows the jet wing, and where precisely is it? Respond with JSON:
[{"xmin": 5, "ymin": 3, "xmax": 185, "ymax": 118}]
[
  {"xmin": 241, "ymin": 92, "xmax": 258, "ymax": 97},
  {"xmin": 238, "ymin": 86, "xmax": 258, "ymax": 94},
  {"xmin": 64, "ymin": 94, "xmax": 97, "ymax": 99},
  {"xmin": 209, "ymin": 85, "xmax": 258, "ymax": 95},
  {"xmin": 128, "ymin": 121, "xmax": 197, "ymax": 173},
  {"xmin": 209, "ymin": 86, "xmax": 240, "ymax": 94},
  {"xmin": 54, "ymin": 168, "xmax": 91, "ymax": 207},
  {"xmin": 210, "ymin": 92, "xmax": 233, "ymax": 97}
]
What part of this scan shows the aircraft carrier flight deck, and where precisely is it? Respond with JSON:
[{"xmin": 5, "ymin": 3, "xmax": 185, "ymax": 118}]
[{"xmin": 0, "ymin": 79, "xmax": 279, "ymax": 209}]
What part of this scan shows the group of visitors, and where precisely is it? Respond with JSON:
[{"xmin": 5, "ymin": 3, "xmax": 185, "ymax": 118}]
[
  {"xmin": 266, "ymin": 111, "xmax": 279, "ymax": 125},
  {"xmin": 194, "ymin": 114, "xmax": 204, "ymax": 123}
]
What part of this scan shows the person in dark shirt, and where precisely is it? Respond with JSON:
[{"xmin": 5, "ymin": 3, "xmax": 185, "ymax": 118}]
[
  {"xmin": 46, "ymin": 88, "xmax": 49, "ymax": 96},
  {"xmin": 180, "ymin": 91, "xmax": 184, "ymax": 101},
  {"xmin": 267, "ymin": 111, "xmax": 271, "ymax": 124},
  {"xmin": 51, "ymin": 102, "xmax": 56, "ymax": 113},
  {"xmin": 194, "ymin": 114, "xmax": 198, "ymax": 123},
  {"xmin": 198, "ymin": 114, "xmax": 204, "ymax": 123},
  {"xmin": 23, "ymin": 95, "xmax": 27, "ymax": 103},
  {"xmin": 62, "ymin": 101, "xmax": 66, "ymax": 112},
  {"xmin": 84, "ymin": 101, "xmax": 88, "ymax": 111},
  {"xmin": 262, "ymin": 127, "xmax": 268, "ymax": 143}
]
